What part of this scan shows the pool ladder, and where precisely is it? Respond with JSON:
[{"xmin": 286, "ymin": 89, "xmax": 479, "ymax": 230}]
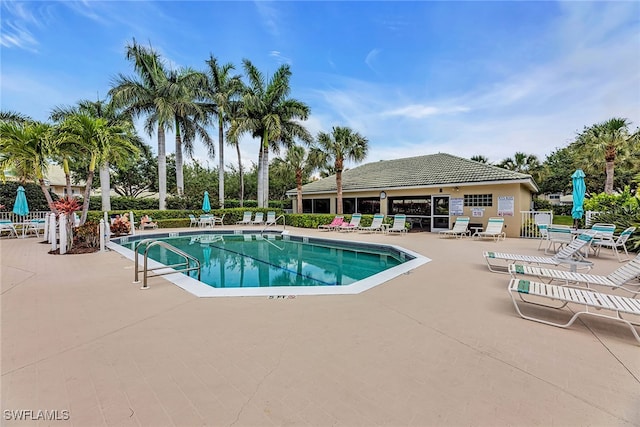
[
  {"xmin": 133, "ymin": 238, "xmax": 200, "ymax": 290},
  {"xmin": 261, "ymin": 215, "xmax": 286, "ymax": 234}
]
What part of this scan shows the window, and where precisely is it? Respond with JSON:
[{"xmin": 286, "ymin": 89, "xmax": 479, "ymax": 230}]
[
  {"xmin": 342, "ymin": 198, "xmax": 356, "ymax": 214},
  {"xmin": 464, "ymin": 194, "xmax": 493, "ymax": 207},
  {"xmin": 389, "ymin": 197, "xmax": 431, "ymax": 215},
  {"xmin": 303, "ymin": 199, "xmax": 330, "ymax": 213},
  {"xmin": 357, "ymin": 198, "xmax": 380, "ymax": 214}
]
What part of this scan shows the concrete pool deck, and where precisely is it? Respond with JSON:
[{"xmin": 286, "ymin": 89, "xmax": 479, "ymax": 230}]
[{"xmin": 1, "ymin": 226, "xmax": 639, "ymax": 426}]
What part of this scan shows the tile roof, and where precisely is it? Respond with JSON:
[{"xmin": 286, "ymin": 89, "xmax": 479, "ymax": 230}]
[{"xmin": 292, "ymin": 153, "xmax": 538, "ymax": 194}]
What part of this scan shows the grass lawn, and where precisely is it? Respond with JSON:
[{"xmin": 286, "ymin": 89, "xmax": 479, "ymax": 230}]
[{"xmin": 553, "ymin": 215, "xmax": 574, "ymax": 226}]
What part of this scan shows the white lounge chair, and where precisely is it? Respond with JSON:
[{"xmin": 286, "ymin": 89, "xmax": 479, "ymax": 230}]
[
  {"xmin": 387, "ymin": 214, "xmax": 407, "ymax": 234},
  {"xmin": 536, "ymin": 223, "xmax": 549, "ymax": 250},
  {"xmin": 483, "ymin": 233, "xmax": 593, "ymax": 273},
  {"xmin": 591, "ymin": 226, "xmax": 636, "ymax": 262},
  {"xmin": 544, "ymin": 225, "xmax": 573, "ymax": 254},
  {"xmin": 359, "ymin": 214, "xmax": 386, "ymax": 233},
  {"xmin": 265, "ymin": 211, "xmax": 277, "ymax": 226},
  {"xmin": 318, "ymin": 216, "xmax": 344, "ymax": 231},
  {"xmin": 508, "ymin": 278, "xmax": 640, "ymax": 344},
  {"xmin": 0, "ymin": 220, "xmax": 18, "ymax": 238},
  {"xmin": 250, "ymin": 212, "xmax": 265, "ymax": 225},
  {"xmin": 236, "ymin": 211, "xmax": 253, "ymax": 225},
  {"xmin": 508, "ymin": 252, "xmax": 640, "ymax": 296},
  {"xmin": 188, "ymin": 214, "xmax": 199, "ymax": 228},
  {"xmin": 473, "ymin": 217, "xmax": 505, "ymax": 241},
  {"xmin": 439, "ymin": 216, "xmax": 470, "ymax": 239},
  {"xmin": 338, "ymin": 213, "xmax": 361, "ymax": 232},
  {"xmin": 213, "ymin": 213, "xmax": 226, "ymax": 226}
]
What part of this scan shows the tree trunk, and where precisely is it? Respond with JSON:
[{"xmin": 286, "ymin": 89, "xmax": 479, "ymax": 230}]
[
  {"xmin": 218, "ymin": 118, "xmax": 225, "ymax": 209},
  {"xmin": 38, "ymin": 178, "xmax": 58, "ymax": 214},
  {"xmin": 604, "ymin": 160, "xmax": 615, "ymax": 194},
  {"xmin": 336, "ymin": 158, "xmax": 344, "ymax": 214},
  {"xmin": 257, "ymin": 144, "xmax": 264, "ymax": 208},
  {"xmin": 262, "ymin": 144, "xmax": 269, "ymax": 208},
  {"xmin": 100, "ymin": 162, "xmax": 111, "ymax": 212},
  {"xmin": 80, "ymin": 154, "xmax": 96, "ymax": 225},
  {"xmin": 158, "ymin": 126, "xmax": 167, "ymax": 209},
  {"xmin": 175, "ymin": 120, "xmax": 184, "ymax": 196},
  {"xmin": 63, "ymin": 158, "xmax": 72, "ymax": 199},
  {"xmin": 296, "ymin": 169, "xmax": 303, "ymax": 213},
  {"xmin": 236, "ymin": 142, "xmax": 244, "ymax": 207}
]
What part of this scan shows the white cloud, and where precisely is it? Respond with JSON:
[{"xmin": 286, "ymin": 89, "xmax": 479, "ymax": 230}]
[{"xmin": 364, "ymin": 48, "xmax": 381, "ymax": 72}]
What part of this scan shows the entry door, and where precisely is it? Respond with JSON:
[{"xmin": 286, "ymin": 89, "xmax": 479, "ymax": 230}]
[{"xmin": 431, "ymin": 195, "xmax": 450, "ymax": 231}]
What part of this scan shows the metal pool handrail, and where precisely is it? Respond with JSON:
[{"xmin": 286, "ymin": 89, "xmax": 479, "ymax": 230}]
[
  {"xmin": 261, "ymin": 214, "xmax": 286, "ymax": 234},
  {"xmin": 133, "ymin": 238, "xmax": 200, "ymax": 290}
]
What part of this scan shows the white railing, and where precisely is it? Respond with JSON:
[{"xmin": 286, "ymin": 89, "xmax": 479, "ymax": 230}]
[
  {"xmin": 0, "ymin": 211, "xmax": 51, "ymax": 223},
  {"xmin": 585, "ymin": 211, "xmax": 601, "ymax": 227},
  {"xmin": 520, "ymin": 210, "xmax": 554, "ymax": 238}
]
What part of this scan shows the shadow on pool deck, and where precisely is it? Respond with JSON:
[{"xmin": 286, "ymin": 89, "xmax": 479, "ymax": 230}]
[{"xmin": 1, "ymin": 226, "xmax": 639, "ymax": 426}]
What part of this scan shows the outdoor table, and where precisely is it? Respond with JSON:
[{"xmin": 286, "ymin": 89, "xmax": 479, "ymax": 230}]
[{"xmin": 470, "ymin": 226, "xmax": 484, "ymax": 237}]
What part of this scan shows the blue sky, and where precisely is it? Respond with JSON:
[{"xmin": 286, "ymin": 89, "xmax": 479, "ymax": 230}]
[{"xmin": 2, "ymin": 1, "xmax": 639, "ymax": 170}]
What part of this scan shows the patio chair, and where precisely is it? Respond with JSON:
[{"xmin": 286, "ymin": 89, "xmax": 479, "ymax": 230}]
[
  {"xmin": 483, "ymin": 233, "xmax": 593, "ymax": 273},
  {"xmin": 508, "ymin": 278, "xmax": 640, "ymax": 344},
  {"xmin": 0, "ymin": 220, "xmax": 18, "ymax": 238},
  {"xmin": 24, "ymin": 218, "xmax": 46, "ymax": 237},
  {"xmin": 536, "ymin": 224, "xmax": 549, "ymax": 250},
  {"xmin": 473, "ymin": 217, "xmax": 505, "ymax": 241},
  {"xmin": 359, "ymin": 214, "xmax": 386, "ymax": 233},
  {"xmin": 265, "ymin": 211, "xmax": 277, "ymax": 226},
  {"xmin": 250, "ymin": 212, "xmax": 265, "ymax": 225},
  {"xmin": 508, "ymin": 252, "xmax": 640, "ymax": 297},
  {"xmin": 387, "ymin": 214, "xmax": 407, "ymax": 234},
  {"xmin": 188, "ymin": 214, "xmax": 199, "ymax": 228},
  {"xmin": 338, "ymin": 213, "xmax": 362, "ymax": 232},
  {"xmin": 212, "ymin": 213, "xmax": 226, "ymax": 226},
  {"xmin": 591, "ymin": 226, "xmax": 636, "ymax": 262},
  {"xmin": 236, "ymin": 211, "xmax": 253, "ymax": 225},
  {"xmin": 439, "ymin": 216, "xmax": 470, "ymax": 239},
  {"xmin": 544, "ymin": 225, "xmax": 573, "ymax": 254},
  {"xmin": 318, "ymin": 216, "xmax": 344, "ymax": 231}
]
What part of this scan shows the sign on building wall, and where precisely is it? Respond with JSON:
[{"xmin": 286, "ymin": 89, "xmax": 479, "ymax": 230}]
[
  {"xmin": 497, "ymin": 196, "xmax": 515, "ymax": 216},
  {"xmin": 472, "ymin": 208, "xmax": 484, "ymax": 217},
  {"xmin": 450, "ymin": 198, "xmax": 464, "ymax": 216}
]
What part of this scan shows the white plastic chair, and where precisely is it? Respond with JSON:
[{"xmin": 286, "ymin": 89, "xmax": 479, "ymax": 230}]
[
  {"xmin": 439, "ymin": 216, "xmax": 470, "ymax": 238},
  {"xmin": 544, "ymin": 225, "xmax": 573, "ymax": 254},
  {"xmin": 591, "ymin": 226, "xmax": 636, "ymax": 262},
  {"xmin": 387, "ymin": 214, "xmax": 407, "ymax": 234},
  {"xmin": 236, "ymin": 211, "xmax": 253, "ymax": 225},
  {"xmin": 474, "ymin": 217, "xmax": 506, "ymax": 241},
  {"xmin": 359, "ymin": 214, "xmax": 385, "ymax": 233}
]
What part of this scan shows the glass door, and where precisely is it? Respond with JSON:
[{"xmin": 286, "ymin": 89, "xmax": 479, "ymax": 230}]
[{"xmin": 431, "ymin": 195, "xmax": 450, "ymax": 231}]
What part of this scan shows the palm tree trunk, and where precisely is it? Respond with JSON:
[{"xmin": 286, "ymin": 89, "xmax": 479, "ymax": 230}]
[
  {"xmin": 63, "ymin": 158, "xmax": 72, "ymax": 198},
  {"xmin": 604, "ymin": 160, "xmax": 615, "ymax": 194},
  {"xmin": 336, "ymin": 157, "xmax": 344, "ymax": 214},
  {"xmin": 218, "ymin": 118, "xmax": 225, "ymax": 208},
  {"xmin": 236, "ymin": 142, "xmax": 244, "ymax": 207},
  {"xmin": 99, "ymin": 162, "xmax": 111, "ymax": 212},
  {"xmin": 175, "ymin": 120, "xmax": 184, "ymax": 196},
  {"xmin": 158, "ymin": 126, "xmax": 167, "ymax": 209},
  {"xmin": 296, "ymin": 169, "xmax": 303, "ymax": 213},
  {"xmin": 80, "ymin": 154, "xmax": 97, "ymax": 225},
  {"xmin": 257, "ymin": 145, "xmax": 264, "ymax": 207},
  {"xmin": 38, "ymin": 178, "xmax": 58, "ymax": 214},
  {"xmin": 262, "ymin": 144, "xmax": 269, "ymax": 208}
]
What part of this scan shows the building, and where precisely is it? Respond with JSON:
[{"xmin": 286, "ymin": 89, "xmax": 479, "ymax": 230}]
[{"xmin": 286, "ymin": 153, "xmax": 539, "ymax": 238}]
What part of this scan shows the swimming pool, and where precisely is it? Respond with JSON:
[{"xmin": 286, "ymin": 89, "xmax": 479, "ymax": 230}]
[{"xmin": 108, "ymin": 230, "xmax": 430, "ymax": 297}]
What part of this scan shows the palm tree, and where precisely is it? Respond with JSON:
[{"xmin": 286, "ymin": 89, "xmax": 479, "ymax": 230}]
[
  {"xmin": 0, "ymin": 121, "xmax": 58, "ymax": 212},
  {"xmin": 280, "ymin": 145, "xmax": 324, "ymax": 213},
  {"xmin": 498, "ymin": 152, "xmax": 541, "ymax": 173},
  {"xmin": 57, "ymin": 114, "xmax": 137, "ymax": 224},
  {"xmin": 230, "ymin": 59, "xmax": 312, "ymax": 207},
  {"xmin": 109, "ymin": 39, "xmax": 173, "ymax": 209},
  {"xmin": 574, "ymin": 118, "xmax": 639, "ymax": 194},
  {"xmin": 50, "ymin": 98, "xmax": 141, "ymax": 211},
  {"xmin": 315, "ymin": 126, "xmax": 369, "ymax": 214},
  {"xmin": 226, "ymin": 100, "xmax": 246, "ymax": 205},
  {"xmin": 470, "ymin": 155, "xmax": 489, "ymax": 164},
  {"xmin": 203, "ymin": 55, "xmax": 243, "ymax": 209}
]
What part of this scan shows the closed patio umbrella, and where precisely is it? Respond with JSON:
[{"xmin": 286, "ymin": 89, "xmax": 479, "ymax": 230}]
[
  {"xmin": 202, "ymin": 191, "xmax": 211, "ymax": 213},
  {"xmin": 571, "ymin": 169, "xmax": 586, "ymax": 228},
  {"xmin": 12, "ymin": 186, "xmax": 29, "ymax": 216}
]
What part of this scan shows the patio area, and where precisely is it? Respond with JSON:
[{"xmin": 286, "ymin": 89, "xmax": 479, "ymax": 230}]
[{"xmin": 2, "ymin": 227, "xmax": 639, "ymax": 426}]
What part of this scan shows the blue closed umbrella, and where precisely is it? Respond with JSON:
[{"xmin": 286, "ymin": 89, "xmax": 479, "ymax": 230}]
[
  {"xmin": 202, "ymin": 191, "xmax": 211, "ymax": 213},
  {"xmin": 12, "ymin": 186, "xmax": 29, "ymax": 216},
  {"xmin": 571, "ymin": 169, "xmax": 586, "ymax": 227}
]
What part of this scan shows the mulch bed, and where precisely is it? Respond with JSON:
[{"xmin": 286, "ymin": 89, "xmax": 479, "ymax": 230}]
[{"xmin": 48, "ymin": 245, "xmax": 100, "ymax": 255}]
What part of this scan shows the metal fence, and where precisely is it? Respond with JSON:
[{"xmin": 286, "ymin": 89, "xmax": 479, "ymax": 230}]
[{"xmin": 520, "ymin": 210, "xmax": 554, "ymax": 238}]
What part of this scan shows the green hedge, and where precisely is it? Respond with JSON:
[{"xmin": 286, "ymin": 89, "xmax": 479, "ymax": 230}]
[{"xmin": 0, "ymin": 182, "xmax": 58, "ymax": 211}]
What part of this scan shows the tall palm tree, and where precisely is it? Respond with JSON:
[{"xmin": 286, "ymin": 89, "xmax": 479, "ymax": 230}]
[
  {"xmin": 203, "ymin": 55, "xmax": 243, "ymax": 208},
  {"xmin": 57, "ymin": 114, "xmax": 137, "ymax": 224},
  {"xmin": 470, "ymin": 155, "xmax": 489, "ymax": 164},
  {"xmin": 230, "ymin": 59, "xmax": 312, "ymax": 207},
  {"xmin": 50, "ymin": 98, "xmax": 141, "ymax": 211},
  {"xmin": 226, "ymin": 100, "xmax": 246, "ymax": 205},
  {"xmin": 574, "ymin": 118, "xmax": 639, "ymax": 194},
  {"xmin": 281, "ymin": 145, "xmax": 324, "ymax": 213},
  {"xmin": 499, "ymin": 152, "xmax": 540, "ymax": 173},
  {"xmin": 315, "ymin": 126, "xmax": 369, "ymax": 215},
  {"xmin": 0, "ymin": 121, "xmax": 58, "ymax": 212},
  {"xmin": 109, "ymin": 39, "xmax": 174, "ymax": 209}
]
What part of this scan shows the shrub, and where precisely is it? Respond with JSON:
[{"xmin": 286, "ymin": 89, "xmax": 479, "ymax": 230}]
[
  {"xmin": 590, "ymin": 206, "xmax": 640, "ymax": 252},
  {"xmin": 74, "ymin": 221, "xmax": 100, "ymax": 248},
  {"xmin": 0, "ymin": 182, "xmax": 58, "ymax": 211}
]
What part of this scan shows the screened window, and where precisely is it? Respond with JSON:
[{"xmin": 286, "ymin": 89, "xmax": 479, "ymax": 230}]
[
  {"xmin": 357, "ymin": 198, "xmax": 380, "ymax": 214},
  {"xmin": 389, "ymin": 197, "xmax": 431, "ymax": 215},
  {"xmin": 302, "ymin": 199, "xmax": 330, "ymax": 213},
  {"xmin": 464, "ymin": 194, "xmax": 493, "ymax": 207},
  {"xmin": 342, "ymin": 198, "xmax": 356, "ymax": 214}
]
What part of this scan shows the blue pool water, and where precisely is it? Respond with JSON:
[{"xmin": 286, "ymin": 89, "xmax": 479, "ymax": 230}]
[{"xmin": 117, "ymin": 233, "xmax": 409, "ymax": 288}]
